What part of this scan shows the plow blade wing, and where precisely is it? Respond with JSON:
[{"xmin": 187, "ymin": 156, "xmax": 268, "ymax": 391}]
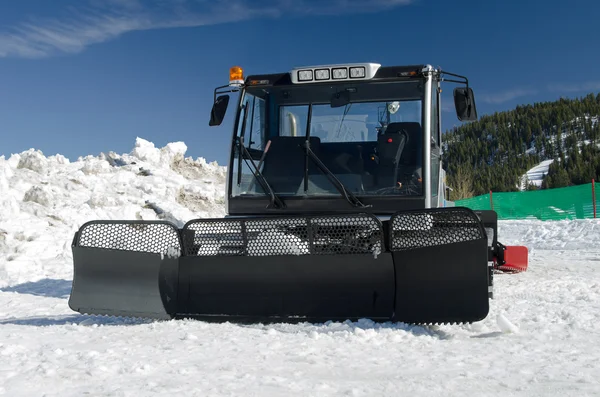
[
  {"xmin": 389, "ymin": 208, "xmax": 490, "ymax": 324},
  {"xmin": 69, "ymin": 221, "xmax": 181, "ymax": 319}
]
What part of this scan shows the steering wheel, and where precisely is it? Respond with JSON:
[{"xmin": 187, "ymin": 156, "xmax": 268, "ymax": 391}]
[{"xmin": 370, "ymin": 173, "xmax": 422, "ymax": 195}]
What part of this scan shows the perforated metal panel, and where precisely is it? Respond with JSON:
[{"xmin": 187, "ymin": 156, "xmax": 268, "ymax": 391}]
[
  {"xmin": 183, "ymin": 214, "xmax": 383, "ymax": 257},
  {"xmin": 390, "ymin": 208, "xmax": 485, "ymax": 251},
  {"xmin": 76, "ymin": 221, "xmax": 181, "ymax": 255}
]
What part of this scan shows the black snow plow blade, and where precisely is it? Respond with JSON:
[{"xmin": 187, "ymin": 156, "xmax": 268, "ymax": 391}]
[{"xmin": 69, "ymin": 208, "xmax": 490, "ymax": 324}]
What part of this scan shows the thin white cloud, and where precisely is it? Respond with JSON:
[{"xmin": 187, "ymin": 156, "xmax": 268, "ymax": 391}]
[
  {"xmin": 0, "ymin": 6, "xmax": 151, "ymax": 58},
  {"xmin": 478, "ymin": 88, "xmax": 538, "ymax": 104},
  {"xmin": 441, "ymin": 101, "xmax": 454, "ymax": 113},
  {"xmin": 547, "ymin": 81, "xmax": 600, "ymax": 93},
  {"xmin": 0, "ymin": 0, "xmax": 413, "ymax": 59},
  {"xmin": 279, "ymin": 0, "xmax": 413, "ymax": 15},
  {"xmin": 478, "ymin": 81, "xmax": 600, "ymax": 106}
]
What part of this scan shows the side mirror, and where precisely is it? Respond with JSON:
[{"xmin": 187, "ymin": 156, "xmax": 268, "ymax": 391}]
[
  {"xmin": 209, "ymin": 95, "xmax": 230, "ymax": 126},
  {"xmin": 453, "ymin": 87, "xmax": 478, "ymax": 121}
]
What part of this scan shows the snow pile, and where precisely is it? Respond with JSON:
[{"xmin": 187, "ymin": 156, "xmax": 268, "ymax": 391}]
[
  {"xmin": 130, "ymin": 138, "xmax": 188, "ymax": 168},
  {"xmin": 0, "ymin": 156, "xmax": 19, "ymax": 218},
  {"xmin": 0, "ymin": 137, "xmax": 226, "ymax": 287},
  {"xmin": 16, "ymin": 149, "xmax": 49, "ymax": 174},
  {"xmin": 1, "ymin": 138, "xmax": 600, "ymax": 396},
  {"xmin": 498, "ymin": 218, "xmax": 600, "ymax": 251}
]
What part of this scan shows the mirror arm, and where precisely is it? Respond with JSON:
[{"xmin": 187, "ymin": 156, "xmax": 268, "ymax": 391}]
[
  {"xmin": 439, "ymin": 71, "xmax": 469, "ymax": 88},
  {"xmin": 213, "ymin": 84, "xmax": 241, "ymax": 103}
]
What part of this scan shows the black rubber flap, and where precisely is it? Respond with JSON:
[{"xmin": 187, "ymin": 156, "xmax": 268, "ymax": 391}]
[
  {"xmin": 389, "ymin": 207, "xmax": 490, "ymax": 324},
  {"xmin": 69, "ymin": 221, "xmax": 181, "ymax": 319}
]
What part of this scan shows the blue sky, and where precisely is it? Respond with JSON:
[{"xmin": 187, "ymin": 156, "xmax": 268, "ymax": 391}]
[{"xmin": 1, "ymin": 0, "xmax": 600, "ymax": 166}]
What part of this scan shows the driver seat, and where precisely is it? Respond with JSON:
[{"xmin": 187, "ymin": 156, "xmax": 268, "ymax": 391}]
[
  {"xmin": 375, "ymin": 122, "xmax": 421, "ymax": 188},
  {"xmin": 260, "ymin": 136, "xmax": 321, "ymax": 194}
]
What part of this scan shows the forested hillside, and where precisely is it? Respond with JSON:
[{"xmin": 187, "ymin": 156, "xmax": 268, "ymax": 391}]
[{"xmin": 442, "ymin": 93, "xmax": 600, "ymax": 199}]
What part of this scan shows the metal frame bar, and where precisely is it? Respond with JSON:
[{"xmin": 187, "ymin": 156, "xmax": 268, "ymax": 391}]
[
  {"xmin": 423, "ymin": 70, "xmax": 433, "ymax": 208},
  {"xmin": 226, "ymin": 85, "xmax": 246, "ymax": 212}
]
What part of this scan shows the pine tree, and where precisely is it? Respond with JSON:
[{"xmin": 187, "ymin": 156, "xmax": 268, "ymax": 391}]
[{"xmin": 443, "ymin": 92, "xmax": 600, "ymax": 194}]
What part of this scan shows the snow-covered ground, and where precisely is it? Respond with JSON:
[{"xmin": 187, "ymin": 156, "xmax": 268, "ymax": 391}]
[
  {"xmin": 520, "ymin": 159, "xmax": 554, "ymax": 190},
  {"xmin": 1, "ymin": 139, "xmax": 599, "ymax": 396},
  {"xmin": 519, "ymin": 114, "xmax": 600, "ymax": 190}
]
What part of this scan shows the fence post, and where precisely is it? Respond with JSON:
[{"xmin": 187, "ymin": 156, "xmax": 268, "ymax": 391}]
[
  {"xmin": 593, "ymin": 179, "xmax": 597, "ymax": 219},
  {"xmin": 489, "ymin": 190, "xmax": 494, "ymax": 211}
]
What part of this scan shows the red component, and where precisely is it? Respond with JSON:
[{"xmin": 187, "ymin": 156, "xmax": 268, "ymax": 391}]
[
  {"xmin": 497, "ymin": 245, "xmax": 528, "ymax": 273},
  {"xmin": 387, "ymin": 138, "xmax": 393, "ymax": 143}
]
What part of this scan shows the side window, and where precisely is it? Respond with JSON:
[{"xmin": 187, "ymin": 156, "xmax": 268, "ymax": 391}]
[
  {"xmin": 238, "ymin": 93, "xmax": 265, "ymax": 149},
  {"xmin": 232, "ymin": 92, "xmax": 266, "ymax": 197},
  {"xmin": 236, "ymin": 96, "xmax": 249, "ymax": 142},
  {"xmin": 248, "ymin": 96, "xmax": 265, "ymax": 149}
]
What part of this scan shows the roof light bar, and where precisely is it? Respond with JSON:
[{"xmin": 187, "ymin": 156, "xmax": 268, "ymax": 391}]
[{"xmin": 290, "ymin": 63, "xmax": 381, "ymax": 84}]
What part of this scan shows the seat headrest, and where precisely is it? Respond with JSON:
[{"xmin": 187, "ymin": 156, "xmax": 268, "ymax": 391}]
[{"xmin": 384, "ymin": 122, "xmax": 421, "ymax": 135}]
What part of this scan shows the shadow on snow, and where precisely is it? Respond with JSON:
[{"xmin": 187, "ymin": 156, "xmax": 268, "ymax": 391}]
[{"xmin": 0, "ymin": 278, "xmax": 72, "ymax": 299}]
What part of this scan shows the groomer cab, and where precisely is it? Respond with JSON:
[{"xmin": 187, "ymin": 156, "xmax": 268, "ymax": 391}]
[{"xmin": 209, "ymin": 63, "xmax": 477, "ymax": 217}]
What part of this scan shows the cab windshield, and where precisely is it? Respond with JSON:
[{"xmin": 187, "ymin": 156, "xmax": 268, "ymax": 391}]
[{"xmin": 231, "ymin": 80, "xmax": 424, "ymax": 198}]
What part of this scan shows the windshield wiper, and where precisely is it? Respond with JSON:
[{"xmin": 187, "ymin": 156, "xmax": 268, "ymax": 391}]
[
  {"xmin": 238, "ymin": 138, "xmax": 285, "ymax": 210},
  {"xmin": 302, "ymin": 140, "xmax": 370, "ymax": 209}
]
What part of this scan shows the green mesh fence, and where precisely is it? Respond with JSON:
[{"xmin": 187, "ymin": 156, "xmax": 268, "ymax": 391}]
[{"xmin": 455, "ymin": 183, "xmax": 599, "ymax": 220}]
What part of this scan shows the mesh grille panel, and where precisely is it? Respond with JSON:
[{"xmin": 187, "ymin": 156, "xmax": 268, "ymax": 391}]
[
  {"xmin": 183, "ymin": 214, "xmax": 383, "ymax": 257},
  {"xmin": 183, "ymin": 220, "xmax": 244, "ymax": 256},
  {"xmin": 311, "ymin": 215, "xmax": 383, "ymax": 256},
  {"xmin": 246, "ymin": 217, "xmax": 309, "ymax": 256},
  {"xmin": 390, "ymin": 208, "xmax": 484, "ymax": 251},
  {"xmin": 77, "ymin": 221, "xmax": 181, "ymax": 255}
]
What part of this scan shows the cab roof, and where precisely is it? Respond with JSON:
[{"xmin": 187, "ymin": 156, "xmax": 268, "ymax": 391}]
[{"xmin": 244, "ymin": 64, "xmax": 430, "ymax": 88}]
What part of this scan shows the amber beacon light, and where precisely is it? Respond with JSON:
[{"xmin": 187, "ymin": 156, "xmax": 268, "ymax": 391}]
[{"xmin": 229, "ymin": 66, "xmax": 244, "ymax": 86}]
